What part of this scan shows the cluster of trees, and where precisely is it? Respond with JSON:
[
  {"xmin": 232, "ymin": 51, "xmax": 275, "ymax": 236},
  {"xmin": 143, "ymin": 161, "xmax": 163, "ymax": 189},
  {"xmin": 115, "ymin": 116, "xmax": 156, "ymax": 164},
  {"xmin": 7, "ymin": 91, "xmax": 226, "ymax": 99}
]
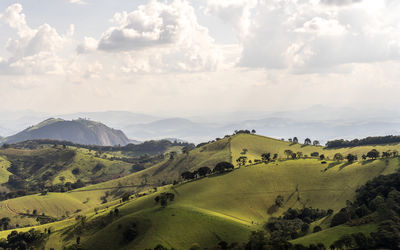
[
  {"xmin": 234, "ymin": 130, "xmax": 256, "ymax": 135},
  {"xmin": 328, "ymin": 171, "xmax": 400, "ymax": 249},
  {"xmin": 264, "ymin": 207, "xmax": 329, "ymax": 241},
  {"xmin": 154, "ymin": 192, "xmax": 175, "ymax": 207},
  {"xmin": 180, "ymin": 162, "xmax": 235, "ymax": 181},
  {"xmin": 8, "ymin": 138, "xmax": 194, "ymax": 156},
  {"xmin": 0, "ymin": 217, "xmax": 10, "ymax": 231},
  {"xmin": 0, "ymin": 229, "xmax": 46, "ymax": 249},
  {"xmin": 326, "ymin": 135, "xmax": 400, "ymax": 148},
  {"xmin": 245, "ymin": 230, "xmax": 326, "ymax": 250},
  {"xmin": 287, "ymin": 137, "xmax": 319, "ymax": 146},
  {"xmin": 123, "ymin": 222, "xmax": 138, "ymax": 242},
  {"xmin": 331, "ymin": 149, "xmax": 397, "ymax": 164},
  {"xmin": 284, "ymin": 150, "xmax": 304, "ymax": 159}
]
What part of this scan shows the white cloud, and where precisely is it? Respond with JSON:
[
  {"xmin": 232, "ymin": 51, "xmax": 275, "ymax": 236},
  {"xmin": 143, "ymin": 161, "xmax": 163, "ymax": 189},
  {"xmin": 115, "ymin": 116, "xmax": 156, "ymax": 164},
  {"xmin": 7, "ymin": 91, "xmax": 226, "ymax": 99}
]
[
  {"xmin": 320, "ymin": 0, "xmax": 363, "ymax": 6},
  {"xmin": 83, "ymin": 0, "xmax": 222, "ymax": 72},
  {"xmin": 0, "ymin": 4, "xmax": 74, "ymax": 75},
  {"xmin": 76, "ymin": 37, "xmax": 98, "ymax": 54},
  {"xmin": 69, "ymin": 0, "xmax": 87, "ymax": 5},
  {"xmin": 296, "ymin": 17, "xmax": 348, "ymax": 36},
  {"xmin": 204, "ymin": 0, "xmax": 257, "ymax": 41},
  {"xmin": 235, "ymin": 0, "xmax": 400, "ymax": 72}
]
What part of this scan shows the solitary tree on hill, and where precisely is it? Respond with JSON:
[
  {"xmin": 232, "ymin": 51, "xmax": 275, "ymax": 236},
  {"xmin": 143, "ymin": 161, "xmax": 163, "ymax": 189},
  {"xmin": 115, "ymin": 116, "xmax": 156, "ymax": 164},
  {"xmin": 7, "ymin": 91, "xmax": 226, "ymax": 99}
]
[
  {"xmin": 293, "ymin": 137, "xmax": 299, "ymax": 144},
  {"xmin": 313, "ymin": 140, "xmax": 320, "ymax": 146},
  {"xmin": 367, "ymin": 149, "xmax": 380, "ymax": 159},
  {"xmin": 334, "ymin": 153, "xmax": 344, "ymax": 162},
  {"xmin": 346, "ymin": 154, "xmax": 357, "ymax": 163},
  {"xmin": 304, "ymin": 138, "xmax": 311, "ymax": 145},
  {"xmin": 261, "ymin": 153, "xmax": 271, "ymax": 162},
  {"xmin": 284, "ymin": 149, "xmax": 293, "ymax": 159}
]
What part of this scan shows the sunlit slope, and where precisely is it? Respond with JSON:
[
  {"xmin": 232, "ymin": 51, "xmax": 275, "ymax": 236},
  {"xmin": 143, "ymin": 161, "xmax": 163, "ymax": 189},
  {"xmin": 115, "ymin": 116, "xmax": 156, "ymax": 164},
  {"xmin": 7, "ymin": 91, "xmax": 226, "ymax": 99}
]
[
  {"xmin": 66, "ymin": 157, "xmax": 400, "ymax": 249},
  {"xmin": 79, "ymin": 137, "xmax": 231, "ymax": 191},
  {"xmin": 171, "ymin": 158, "xmax": 400, "ymax": 224},
  {"xmin": 0, "ymin": 156, "xmax": 12, "ymax": 184},
  {"xmin": 231, "ymin": 133, "xmax": 400, "ymax": 163},
  {"xmin": 291, "ymin": 224, "xmax": 377, "ymax": 247},
  {"xmin": 3, "ymin": 134, "xmax": 400, "ymax": 248},
  {"xmin": 0, "ymin": 146, "xmax": 132, "ymax": 187}
]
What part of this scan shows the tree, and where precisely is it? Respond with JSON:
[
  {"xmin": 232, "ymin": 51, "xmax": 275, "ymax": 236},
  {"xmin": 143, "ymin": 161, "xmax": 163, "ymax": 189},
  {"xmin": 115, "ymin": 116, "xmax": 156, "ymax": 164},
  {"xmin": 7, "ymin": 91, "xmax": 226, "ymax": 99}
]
[
  {"xmin": 320, "ymin": 154, "xmax": 325, "ymax": 160},
  {"xmin": 293, "ymin": 137, "xmax": 299, "ymax": 144},
  {"xmin": 261, "ymin": 153, "xmax": 271, "ymax": 162},
  {"xmin": 251, "ymin": 129, "xmax": 256, "ymax": 134},
  {"xmin": 362, "ymin": 154, "xmax": 367, "ymax": 160},
  {"xmin": 284, "ymin": 150, "xmax": 293, "ymax": 159},
  {"xmin": 346, "ymin": 154, "xmax": 357, "ymax": 163},
  {"xmin": 313, "ymin": 140, "xmax": 320, "ymax": 146},
  {"xmin": 273, "ymin": 153, "xmax": 278, "ymax": 160},
  {"xmin": 304, "ymin": 138, "xmax": 311, "ymax": 145},
  {"xmin": 121, "ymin": 193, "xmax": 130, "ymax": 202},
  {"xmin": 291, "ymin": 153, "xmax": 297, "ymax": 159},
  {"xmin": 197, "ymin": 167, "xmax": 211, "ymax": 177},
  {"xmin": 310, "ymin": 152, "xmax": 319, "ymax": 157},
  {"xmin": 214, "ymin": 162, "xmax": 234, "ymax": 173},
  {"xmin": 181, "ymin": 171, "xmax": 196, "ymax": 180},
  {"xmin": 334, "ymin": 153, "xmax": 344, "ymax": 162},
  {"xmin": 313, "ymin": 226, "xmax": 322, "ymax": 233},
  {"xmin": 367, "ymin": 149, "xmax": 380, "ymax": 159},
  {"xmin": 123, "ymin": 223, "xmax": 138, "ymax": 242},
  {"xmin": 236, "ymin": 156, "xmax": 248, "ymax": 166},
  {"xmin": 169, "ymin": 151, "xmax": 177, "ymax": 160},
  {"xmin": 275, "ymin": 195, "xmax": 284, "ymax": 207},
  {"xmin": 296, "ymin": 152, "xmax": 303, "ymax": 159}
]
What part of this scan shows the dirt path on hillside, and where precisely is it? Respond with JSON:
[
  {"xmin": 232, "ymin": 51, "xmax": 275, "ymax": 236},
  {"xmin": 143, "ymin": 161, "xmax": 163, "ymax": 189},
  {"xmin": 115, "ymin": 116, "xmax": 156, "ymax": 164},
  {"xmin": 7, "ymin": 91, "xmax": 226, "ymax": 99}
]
[{"xmin": 5, "ymin": 202, "xmax": 19, "ymax": 215}]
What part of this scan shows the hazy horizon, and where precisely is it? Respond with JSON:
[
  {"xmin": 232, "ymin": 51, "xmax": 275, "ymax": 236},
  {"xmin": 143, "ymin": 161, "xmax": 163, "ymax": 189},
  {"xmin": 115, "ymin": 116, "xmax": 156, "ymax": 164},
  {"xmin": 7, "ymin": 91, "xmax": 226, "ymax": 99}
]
[{"xmin": 1, "ymin": 0, "xmax": 400, "ymax": 116}]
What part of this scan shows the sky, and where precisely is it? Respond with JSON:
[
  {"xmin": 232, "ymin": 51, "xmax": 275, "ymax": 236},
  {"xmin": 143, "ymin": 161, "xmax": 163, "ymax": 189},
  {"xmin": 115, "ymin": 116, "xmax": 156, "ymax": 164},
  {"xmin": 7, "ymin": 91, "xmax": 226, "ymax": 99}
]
[{"xmin": 0, "ymin": 0, "xmax": 400, "ymax": 117}]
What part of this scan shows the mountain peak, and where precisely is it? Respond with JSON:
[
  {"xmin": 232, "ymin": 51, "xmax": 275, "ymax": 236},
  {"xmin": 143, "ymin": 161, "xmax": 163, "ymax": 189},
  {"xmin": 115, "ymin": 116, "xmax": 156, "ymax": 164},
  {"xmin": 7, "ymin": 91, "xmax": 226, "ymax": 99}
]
[{"xmin": 5, "ymin": 118, "xmax": 130, "ymax": 146}]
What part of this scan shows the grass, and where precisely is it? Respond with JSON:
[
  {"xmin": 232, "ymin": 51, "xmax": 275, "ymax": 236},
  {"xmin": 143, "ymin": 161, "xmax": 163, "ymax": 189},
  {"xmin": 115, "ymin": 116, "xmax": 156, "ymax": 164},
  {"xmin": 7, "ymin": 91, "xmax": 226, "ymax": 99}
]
[
  {"xmin": 1, "ymin": 134, "xmax": 400, "ymax": 248},
  {"xmin": 0, "ymin": 156, "xmax": 12, "ymax": 184},
  {"xmin": 291, "ymin": 224, "xmax": 377, "ymax": 247}
]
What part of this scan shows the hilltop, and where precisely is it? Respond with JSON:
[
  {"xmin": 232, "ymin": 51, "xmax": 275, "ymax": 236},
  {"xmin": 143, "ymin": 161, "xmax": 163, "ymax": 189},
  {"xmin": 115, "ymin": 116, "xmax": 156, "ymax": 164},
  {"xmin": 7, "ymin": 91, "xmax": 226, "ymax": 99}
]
[{"xmin": 3, "ymin": 118, "xmax": 131, "ymax": 146}]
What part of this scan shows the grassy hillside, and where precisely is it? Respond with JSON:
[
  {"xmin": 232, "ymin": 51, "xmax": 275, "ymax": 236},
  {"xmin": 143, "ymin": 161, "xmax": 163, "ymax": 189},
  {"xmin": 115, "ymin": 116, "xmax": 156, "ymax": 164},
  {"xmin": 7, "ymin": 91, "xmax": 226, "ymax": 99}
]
[
  {"xmin": 0, "ymin": 156, "xmax": 12, "ymax": 185},
  {"xmin": 0, "ymin": 146, "xmax": 134, "ymax": 189},
  {"xmin": 1, "ymin": 134, "xmax": 400, "ymax": 248}
]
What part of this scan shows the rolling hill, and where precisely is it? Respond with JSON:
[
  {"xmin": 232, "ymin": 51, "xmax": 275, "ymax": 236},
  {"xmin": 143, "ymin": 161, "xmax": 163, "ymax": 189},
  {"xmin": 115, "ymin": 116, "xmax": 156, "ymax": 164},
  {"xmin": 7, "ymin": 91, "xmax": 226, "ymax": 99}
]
[
  {"xmin": 3, "ymin": 118, "xmax": 131, "ymax": 146},
  {"xmin": 1, "ymin": 133, "xmax": 400, "ymax": 249}
]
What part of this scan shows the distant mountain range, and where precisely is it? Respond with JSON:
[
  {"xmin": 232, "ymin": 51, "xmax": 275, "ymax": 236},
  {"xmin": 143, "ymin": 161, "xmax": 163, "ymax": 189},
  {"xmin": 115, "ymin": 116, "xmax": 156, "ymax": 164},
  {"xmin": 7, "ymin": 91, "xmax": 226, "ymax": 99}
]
[
  {"xmin": 3, "ymin": 118, "xmax": 132, "ymax": 146},
  {"xmin": 2, "ymin": 106, "xmax": 400, "ymax": 144}
]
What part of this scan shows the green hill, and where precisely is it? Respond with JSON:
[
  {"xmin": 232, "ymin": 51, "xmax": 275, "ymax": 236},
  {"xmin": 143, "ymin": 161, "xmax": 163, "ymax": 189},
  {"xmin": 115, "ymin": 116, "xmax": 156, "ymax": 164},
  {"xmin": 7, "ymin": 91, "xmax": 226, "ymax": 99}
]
[{"xmin": 1, "ymin": 133, "xmax": 400, "ymax": 249}]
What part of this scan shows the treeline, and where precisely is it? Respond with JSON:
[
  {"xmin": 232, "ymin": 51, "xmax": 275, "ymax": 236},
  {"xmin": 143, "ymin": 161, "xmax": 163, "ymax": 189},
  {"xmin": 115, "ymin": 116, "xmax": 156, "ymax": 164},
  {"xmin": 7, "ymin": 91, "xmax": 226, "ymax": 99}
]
[
  {"xmin": 327, "ymin": 171, "xmax": 400, "ymax": 249},
  {"xmin": 0, "ymin": 229, "xmax": 46, "ymax": 249},
  {"xmin": 326, "ymin": 135, "xmax": 400, "ymax": 148},
  {"xmin": 5, "ymin": 138, "xmax": 194, "ymax": 156},
  {"xmin": 180, "ymin": 162, "xmax": 235, "ymax": 181}
]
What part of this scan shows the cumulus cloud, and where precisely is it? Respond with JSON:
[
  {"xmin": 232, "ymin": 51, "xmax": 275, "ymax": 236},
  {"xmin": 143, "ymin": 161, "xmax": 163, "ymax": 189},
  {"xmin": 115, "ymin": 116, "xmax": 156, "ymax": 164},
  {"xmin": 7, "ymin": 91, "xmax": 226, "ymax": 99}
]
[
  {"xmin": 81, "ymin": 0, "xmax": 222, "ymax": 72},
  {"xmin": 76, "ymin": 37, "xmax": 98, "ymax": 54},
  {"xmin": 0, "ymin": 4, "xmax": 74, "ymax": 75},
  {"xmin": 320, "ymin": 0, "xmax": 363, "ymax": 6},
  {"xmin": 204, "ymin": 0, "xmax": 257, "ymax": 41},
  {"xmin": 69, "ymin": 0, "xmax": 87, "ymax": 5},
  {"xmin": 235, "ymin": 0, "xmax": 400, "ymax": 72}
]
